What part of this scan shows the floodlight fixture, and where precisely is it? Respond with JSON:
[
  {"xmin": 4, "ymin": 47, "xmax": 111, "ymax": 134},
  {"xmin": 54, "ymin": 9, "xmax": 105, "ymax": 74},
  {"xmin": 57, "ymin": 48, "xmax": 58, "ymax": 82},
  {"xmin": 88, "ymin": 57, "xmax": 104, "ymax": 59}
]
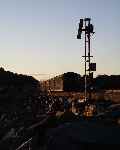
[
  {"xmin": 84, "ymin": 18, "xmax": 91, "ymax": 21},
  {"xmin": 77, "ymin": 19, "xmax": 83, "ymax": 39},
  {"xmin": 79, "ymin": 19, "xmax": 83, "ymax": 29},
  {"xmin": 88, "ymin": 24, "xmax": 94, "ymax": 33}
]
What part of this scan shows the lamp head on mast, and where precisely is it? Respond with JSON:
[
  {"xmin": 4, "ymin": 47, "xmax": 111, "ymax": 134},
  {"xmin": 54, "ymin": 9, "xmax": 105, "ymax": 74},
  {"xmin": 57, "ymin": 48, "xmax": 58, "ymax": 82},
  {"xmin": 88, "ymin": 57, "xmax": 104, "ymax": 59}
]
[{"xmin": 77, "ymin": 18, "xmax": 95, "ymax": 39}]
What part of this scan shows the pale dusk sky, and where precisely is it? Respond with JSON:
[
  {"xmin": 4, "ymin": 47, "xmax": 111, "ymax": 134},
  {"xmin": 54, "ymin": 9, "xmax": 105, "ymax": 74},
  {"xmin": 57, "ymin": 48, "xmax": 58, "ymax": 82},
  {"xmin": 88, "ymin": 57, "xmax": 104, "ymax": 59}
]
[{"xmin": 0, "ymin": 0, "xmax": 120, "ymax": 80}]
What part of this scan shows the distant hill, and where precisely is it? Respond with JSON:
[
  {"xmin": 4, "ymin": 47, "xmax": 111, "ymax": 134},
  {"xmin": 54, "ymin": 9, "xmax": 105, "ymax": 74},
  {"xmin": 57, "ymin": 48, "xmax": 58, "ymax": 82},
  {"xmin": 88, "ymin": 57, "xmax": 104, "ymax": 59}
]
[
  {"xmin": 93, "ymin": 75, "xmax": 120, "ymax": 90},
  {"xmin": 63, "ymin": 72, "xmax": 82, "ymax": 91},
  {"xmin": 44, "ymin": 72, "xmax": 120, "ymax": 92},
  {"xmin": 0, "ymin": 67, "xmax": 41, "ymax": 112},
  {"xmin": 0, "ymin": 67, "xmax": 39, "ymax": 86}
]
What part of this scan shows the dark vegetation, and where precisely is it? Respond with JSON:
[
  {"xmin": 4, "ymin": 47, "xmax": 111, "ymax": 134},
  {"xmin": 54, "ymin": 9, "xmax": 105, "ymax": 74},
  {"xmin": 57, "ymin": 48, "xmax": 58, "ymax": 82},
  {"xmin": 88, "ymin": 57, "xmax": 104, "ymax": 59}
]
[
  {"xmin": 0, "ymin": 69, "xmax": 120, "ymax": 149},
  {"xmin": 0, "ymin": 67, "xmax": 43, "ymax": 149},
  {"xmin": 0, "ymin": 67, "xmax": 40, "ymax": 115},
  {"xmin": 63, "ymin": 72, "xmax": 120, "ymax": 91},
  {"xmin": 93, "ymin": 75, "xmax": 120, "ymax": 90},
  {"xmin": 63, "ymin": 72, "xmax": 83, "ymax": 91}
]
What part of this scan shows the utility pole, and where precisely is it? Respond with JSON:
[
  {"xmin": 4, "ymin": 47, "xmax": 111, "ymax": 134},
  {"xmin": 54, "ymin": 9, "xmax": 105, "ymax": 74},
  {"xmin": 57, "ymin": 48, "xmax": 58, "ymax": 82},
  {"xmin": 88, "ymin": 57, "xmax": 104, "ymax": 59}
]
[{"xmin": 77, "ymin": 18, "xmax": 96, "ymax": 102}]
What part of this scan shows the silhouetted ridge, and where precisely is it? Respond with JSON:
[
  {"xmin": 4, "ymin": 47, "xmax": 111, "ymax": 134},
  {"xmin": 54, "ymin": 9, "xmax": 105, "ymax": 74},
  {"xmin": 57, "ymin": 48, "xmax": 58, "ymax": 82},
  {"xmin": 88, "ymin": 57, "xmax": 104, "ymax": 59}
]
[
  {"xmin": 0, "ymin": 67, "xmax": 39, "ymax": 86},
  {"xmin": 48, "ymin": 72, "xmax": 120, "ymax": 91},
  {"xmin": 63, "ymin": 72, "xmax": 82, "ymax": 91},
  {"xmin": 94, "ymin": 75, "xmax": 120, "ymax": 90}
]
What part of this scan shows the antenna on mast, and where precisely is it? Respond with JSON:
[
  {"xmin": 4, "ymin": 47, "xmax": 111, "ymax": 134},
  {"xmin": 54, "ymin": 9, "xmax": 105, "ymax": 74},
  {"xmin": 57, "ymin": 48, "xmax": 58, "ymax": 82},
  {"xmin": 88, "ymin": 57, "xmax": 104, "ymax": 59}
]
[{"xmin": 77, "ymin": 18, "xmax": 96, "ymax": 102}]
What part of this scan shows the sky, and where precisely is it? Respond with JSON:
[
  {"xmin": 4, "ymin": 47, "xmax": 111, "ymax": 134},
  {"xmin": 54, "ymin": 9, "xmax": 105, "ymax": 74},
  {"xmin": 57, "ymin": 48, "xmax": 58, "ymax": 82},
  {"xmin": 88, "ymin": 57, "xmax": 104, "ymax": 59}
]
[{"xmin": 0, "ymin": 0, "xmax": 120, "ymax": 80}]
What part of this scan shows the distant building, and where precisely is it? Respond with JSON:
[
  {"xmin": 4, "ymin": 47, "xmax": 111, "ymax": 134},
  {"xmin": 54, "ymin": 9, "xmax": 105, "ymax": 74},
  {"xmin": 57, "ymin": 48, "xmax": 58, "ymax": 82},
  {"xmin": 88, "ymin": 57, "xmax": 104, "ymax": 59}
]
[
  {"xmin": 40, "ymin": 75, "xmax": 63, "ymax": 91},
  {"xmin": 50, "ymin": 75, "xmax": 63, "ymax": 91}
]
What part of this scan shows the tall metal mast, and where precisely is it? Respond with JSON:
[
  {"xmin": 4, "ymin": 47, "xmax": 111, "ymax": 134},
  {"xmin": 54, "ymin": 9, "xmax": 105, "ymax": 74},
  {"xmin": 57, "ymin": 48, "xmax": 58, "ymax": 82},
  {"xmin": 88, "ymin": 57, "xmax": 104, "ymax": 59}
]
[{"xmin": 77, "ymin": 18, "xmax": 96, "ymax": 101}]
